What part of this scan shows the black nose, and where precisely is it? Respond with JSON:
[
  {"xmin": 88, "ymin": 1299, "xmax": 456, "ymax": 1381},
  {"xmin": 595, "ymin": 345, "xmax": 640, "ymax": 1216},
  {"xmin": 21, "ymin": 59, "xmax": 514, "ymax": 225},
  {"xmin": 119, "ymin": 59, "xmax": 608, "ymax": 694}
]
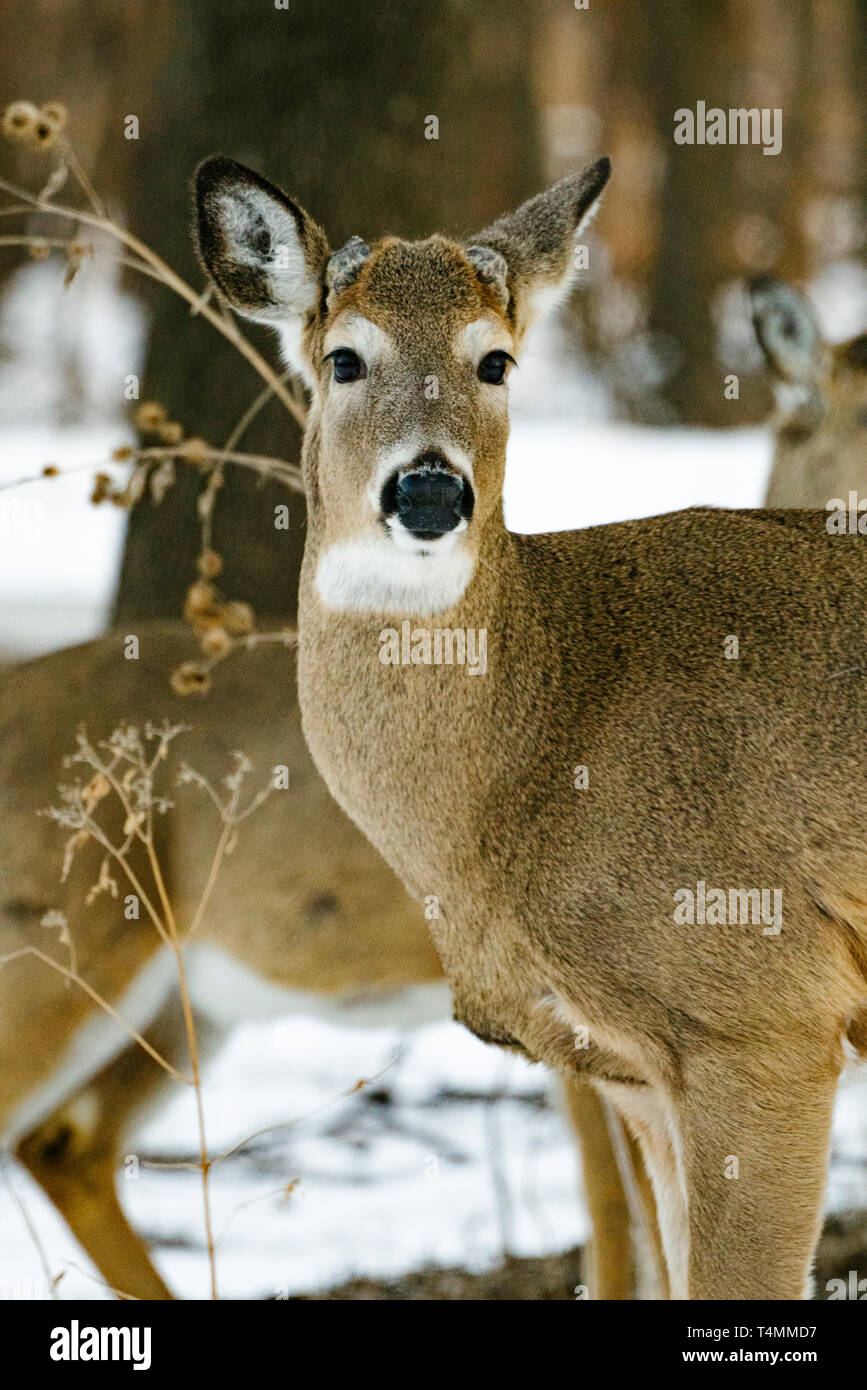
[{"xmin": 391, "ymin": 467, "xmax": 468, "ymax": 540}]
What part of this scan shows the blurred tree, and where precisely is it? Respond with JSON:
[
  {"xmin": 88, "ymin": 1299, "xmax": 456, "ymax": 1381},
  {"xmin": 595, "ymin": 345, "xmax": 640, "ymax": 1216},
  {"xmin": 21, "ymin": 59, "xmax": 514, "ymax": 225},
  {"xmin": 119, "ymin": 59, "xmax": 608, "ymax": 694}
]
[
  {"xmin": 0, "ymin": 0, "xmax": 171, "ymax": 415},
  {"xmin": 531, "ymin": 0, "xmax": 662, "ymax": 419},
  {"xmin": 113, "ymin": 0, "xmax": 541, "ymax": 625},
  {"xmin": 641, "ymin": 0, "xmax": 814, "ymax": 426},
  {"xmin": 531, "ymin": 0, "xmax": 865, "ymax": 427},
  {"xmin": 0, "ymin": 0, "xmax": 170, "ymax": 214}
]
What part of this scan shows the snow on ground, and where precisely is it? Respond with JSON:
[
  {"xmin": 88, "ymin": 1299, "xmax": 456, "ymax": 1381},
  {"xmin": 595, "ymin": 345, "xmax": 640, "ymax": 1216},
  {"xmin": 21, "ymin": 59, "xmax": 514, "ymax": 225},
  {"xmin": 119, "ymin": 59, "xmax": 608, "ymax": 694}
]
[
  {"xmin": 2, "ymin": 1018, "xmax": 590, "ymax": 1301},
  {"xmin": 0, "ymin": 425, "xmax": 128, "ymax": 656},
  {"xmin": 0, "ymin": 281, "xmax": 864, "ymax": 1300}
]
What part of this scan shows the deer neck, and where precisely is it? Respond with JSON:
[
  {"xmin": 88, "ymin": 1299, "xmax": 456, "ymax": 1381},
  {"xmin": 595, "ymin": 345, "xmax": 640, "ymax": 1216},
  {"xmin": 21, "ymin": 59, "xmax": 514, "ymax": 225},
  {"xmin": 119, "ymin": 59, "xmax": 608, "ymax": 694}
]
[{"xmin": 297, "ymin": 505, "xmax": 557, "ymax": 902}]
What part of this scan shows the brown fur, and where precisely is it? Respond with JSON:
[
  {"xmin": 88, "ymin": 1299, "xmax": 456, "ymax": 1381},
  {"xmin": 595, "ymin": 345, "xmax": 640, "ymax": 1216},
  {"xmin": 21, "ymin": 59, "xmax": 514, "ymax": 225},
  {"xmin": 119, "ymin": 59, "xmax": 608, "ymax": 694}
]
[
  {"xmin": 0, "ymin": 626, "xmax": 437, "ymax": 1299},
  {"xmin": 1, "ymin": 624, "xmax": 640, "ymax": 1300}
]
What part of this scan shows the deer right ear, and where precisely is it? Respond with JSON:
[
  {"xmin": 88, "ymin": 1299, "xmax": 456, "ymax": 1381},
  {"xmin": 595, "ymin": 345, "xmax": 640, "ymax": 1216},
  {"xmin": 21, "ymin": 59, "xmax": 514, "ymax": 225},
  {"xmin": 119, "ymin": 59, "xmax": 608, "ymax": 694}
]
[
  {"xmin": 468, "ymin": 157, "xmax": 611, "ymax": 339},
  {"xmin": 195, "ymin": 157, "xmax": 329, "ymax": 376},
  {"xmin": 749, "ymin": 277, "xmax": 824, "ymax": 385}
]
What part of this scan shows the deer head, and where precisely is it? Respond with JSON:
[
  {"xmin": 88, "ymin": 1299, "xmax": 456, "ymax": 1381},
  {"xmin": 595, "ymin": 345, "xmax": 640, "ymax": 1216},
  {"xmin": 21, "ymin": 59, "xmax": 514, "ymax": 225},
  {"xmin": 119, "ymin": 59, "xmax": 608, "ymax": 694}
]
[
  {"xmin": 195, "ymin": 155, "xmax": 610, "ymax": 615},
  {"xmin": 750, "ymin": 276, "xmax": 867, "ymax": 507}
]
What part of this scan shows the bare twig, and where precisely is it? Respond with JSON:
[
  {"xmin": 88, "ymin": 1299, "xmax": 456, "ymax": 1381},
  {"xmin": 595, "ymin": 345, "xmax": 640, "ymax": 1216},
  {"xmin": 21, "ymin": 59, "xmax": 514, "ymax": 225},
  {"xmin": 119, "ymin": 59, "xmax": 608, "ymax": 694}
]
[
  {"xmin": 0, "ymin": 174, "xmax": 306, "ymax": 428},
  {"xmin": 1, "ymin": 1155, "xmax": 62, "ymax": 1299},
  {"xmin": 0, "ymin": 445, "xmax": 303, "ymax": 496},
  {"xmin": 38, "ymin": 725, "xmax": 276, "ymax": 1299}
]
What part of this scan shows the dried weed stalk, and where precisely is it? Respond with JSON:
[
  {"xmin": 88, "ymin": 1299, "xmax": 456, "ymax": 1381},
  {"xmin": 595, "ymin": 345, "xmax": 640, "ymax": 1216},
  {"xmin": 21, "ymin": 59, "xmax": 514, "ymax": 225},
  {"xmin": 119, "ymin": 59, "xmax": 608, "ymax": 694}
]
[
  {"xmin": 1, "ymin": 722, "xmax": 277, "ymax": 1298},
  {"xmin": 0, "ymin": 100, "xmax": 305, "ymax": 425},
  {"xmin": 0, "ymin": 100, "xmax": 301, "ymax": 690}
]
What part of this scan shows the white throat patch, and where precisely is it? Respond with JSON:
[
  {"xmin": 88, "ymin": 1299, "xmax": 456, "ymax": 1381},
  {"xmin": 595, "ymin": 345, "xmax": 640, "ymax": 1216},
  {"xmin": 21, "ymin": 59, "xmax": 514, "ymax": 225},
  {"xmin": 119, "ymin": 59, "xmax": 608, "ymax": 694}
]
[{"xmin": 315, "ymin": 535, "xmax": 475, "ymax": 616}]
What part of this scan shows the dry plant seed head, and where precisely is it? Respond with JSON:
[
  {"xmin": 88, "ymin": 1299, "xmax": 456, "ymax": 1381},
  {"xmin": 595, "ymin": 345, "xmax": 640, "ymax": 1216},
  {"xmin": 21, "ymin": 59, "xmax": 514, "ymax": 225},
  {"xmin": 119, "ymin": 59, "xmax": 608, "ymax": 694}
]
[
  {"xmin": 33, "ymin": 116, "xmax": 59, "ymax": 149},
  {"xmin": 221, "ymin": 600, "xmax": 254, "ymax": 635},
  {"xmin": 85, "ymin": 857, "xmax": 119, "ymax": 906},
  {"xmin": 39, "ymin": 908, "xmax": 76, "ymax": 973},
  {"xmin": 197, "ymin": 547, "xmax": 223, "ymax": 578},
  {"xmin": 1, "ymin": 100, "xmax": 40, "ymax": 142},
  {"xmin": 134, "ymin": 401, "xmax": 168, "ymax": 433},
  {"xmin": 111, "ymin": 445, "xmax": 134, "ymax": 462},
  {"xmin": 181, "ymin": 436, "xmax": 210, "ymax": 468},
  {"xmin": 200, "ymin": 627, "xmax": 232, "ymax": 660},
  {"xmin": 184, "ymin": 579, "xmax": 222, "ymax": 626},
  {"xmin": 34, "ymin": 716, "xmax": 269, "ymax": 1299},
  {"xmin": 39, "ymin": 101, "xmax": 68, "ymax": 134},
  {"xmin": 41, "ymin": 464, "xmax": 59, "ymax": 477},
  {"xmin": 171, "ymin": 661, "xmax": 212, "ymax": 697},
  {"xmin": 40, "ymin": 908, "xmax": 71, "ymax": 941},
  {"xmin": 60, "ymin": 829, "xmax": 90, "ymax": 882},
  {"xmin": 156, "ymin": 419, "xmax": 184, "ymax": 445},
  {"xmin": 92, "ymin": 467, "xmax": 148, "ymax": 509},
  {"xmin": 82, "ymin": 772, "xmax": 111, "ymax": 813},
  {"xmin": 90, "ymin": 472, "xmax": 111, "ymax": 505}
]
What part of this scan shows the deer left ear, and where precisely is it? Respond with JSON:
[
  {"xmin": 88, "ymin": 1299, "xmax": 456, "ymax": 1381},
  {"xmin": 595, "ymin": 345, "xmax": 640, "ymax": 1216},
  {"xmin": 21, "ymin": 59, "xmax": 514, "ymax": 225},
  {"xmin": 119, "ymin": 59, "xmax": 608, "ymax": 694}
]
[
  {"xmin": 750, "ymin": 276, "xmax": 825, "ymax": 384},
  {"xmin": 195, "ymin": 156, "xmax": 329, "ymax": 377},
  {"xmin": 467, "ymin": 157, "xmax": 611, "ymax": 337}
]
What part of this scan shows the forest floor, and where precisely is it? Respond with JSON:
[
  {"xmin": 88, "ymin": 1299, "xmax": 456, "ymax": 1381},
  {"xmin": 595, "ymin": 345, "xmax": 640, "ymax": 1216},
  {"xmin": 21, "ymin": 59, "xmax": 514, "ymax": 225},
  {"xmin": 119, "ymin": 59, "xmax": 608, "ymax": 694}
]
[
  {"xmin": 295, "ymin": 1210, "xmax": 867, "ymax": 1299},
  {"xmin": 4, "ymin": 1014, "xmax": 866, "ymax": 1300}
]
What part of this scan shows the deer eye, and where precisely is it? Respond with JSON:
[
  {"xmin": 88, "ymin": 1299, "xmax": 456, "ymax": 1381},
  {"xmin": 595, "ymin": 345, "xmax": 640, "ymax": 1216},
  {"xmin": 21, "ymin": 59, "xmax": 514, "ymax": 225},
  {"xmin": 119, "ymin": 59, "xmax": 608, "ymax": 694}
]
[
  {"xmin": 477, "ymin": 350, "xmax": 514, "ymax": 385},
  {"xmin": 325, "ymin": 348, "xmax": 366, "ymax": 383}
]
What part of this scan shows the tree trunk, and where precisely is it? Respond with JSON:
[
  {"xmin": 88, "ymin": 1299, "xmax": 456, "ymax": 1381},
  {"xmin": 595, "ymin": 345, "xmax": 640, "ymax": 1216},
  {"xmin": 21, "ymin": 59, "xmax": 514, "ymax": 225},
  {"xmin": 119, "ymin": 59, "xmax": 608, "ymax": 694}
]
[
  {"xmin": 644, "ymin": 0, "xmax": 813, "ymax": 425},
  {"xmin": 113, "ymin": 0, "xmax": 541, "ymax": 625}
]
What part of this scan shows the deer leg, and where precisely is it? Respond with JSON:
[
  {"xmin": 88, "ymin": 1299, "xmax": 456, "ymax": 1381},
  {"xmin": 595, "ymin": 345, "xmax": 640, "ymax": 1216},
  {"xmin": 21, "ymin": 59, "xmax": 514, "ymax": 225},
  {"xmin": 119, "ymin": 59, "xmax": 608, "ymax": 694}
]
[
  {"xmin": 15, "ymin": 996, "xmax": 221, "ymax": 1301},
  {"xmin": 622, "ymin": 1119, "xmax": 670, "ymax": 1299},
  {"xmin": 676, "ymin": 1042, "xmax": 840, "ymax": 1300},
  {"xmin": 604, "ymin": 1082, "xmax": 687, "ymax": 1298},
  {"xmin": 561, "ymin": 1078, "xmax": 636, "ymax": 1298}
]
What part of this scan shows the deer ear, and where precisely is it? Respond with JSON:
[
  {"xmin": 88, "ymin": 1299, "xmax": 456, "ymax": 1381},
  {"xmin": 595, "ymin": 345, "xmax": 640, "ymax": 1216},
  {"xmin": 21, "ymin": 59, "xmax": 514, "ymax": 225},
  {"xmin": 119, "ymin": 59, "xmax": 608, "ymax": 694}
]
[
  {"xmin": 750, "ymin": 277, "xmax": 825, "ymax": 384},
  {"xmin": 467, "ymin": 157, "xmax": 611, "ymax": 337},
  {"xmin": 195, "ymin": 157, "xmax": 329, "ymax": 376}
]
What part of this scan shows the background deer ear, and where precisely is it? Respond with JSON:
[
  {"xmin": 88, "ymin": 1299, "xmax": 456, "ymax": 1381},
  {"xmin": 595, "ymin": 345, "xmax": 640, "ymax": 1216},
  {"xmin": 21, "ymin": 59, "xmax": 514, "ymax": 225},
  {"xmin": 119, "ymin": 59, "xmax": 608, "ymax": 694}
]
[
  {"xmin": 195, "ymin": 156, "xmax": 329, "ymax": 376},
  {"xmin": 750, "ymin": 276, "xmax": 825, "ymax": 384},
  {"xmin": 468, "ymin": 157, "xmax": 611, "ymax": 337}
]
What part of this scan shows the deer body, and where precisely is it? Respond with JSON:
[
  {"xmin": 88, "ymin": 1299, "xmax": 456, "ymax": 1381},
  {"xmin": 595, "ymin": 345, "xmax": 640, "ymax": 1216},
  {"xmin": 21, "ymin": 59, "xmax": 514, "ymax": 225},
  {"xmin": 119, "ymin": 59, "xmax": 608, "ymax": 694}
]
[
  {"xmin": 1, "ymin": 623, "xmax": 652, "ymax": 1299},
  {"xmin": 0, "ymin": 624, "xmax": 444, "ymax": 1298},
  {"xmin": 195, "ymin": 154, "xmax": 867, "ymax": 1298},
  {"xmin": 0, "ymin": 624, "xmax": 443, "ymax": 1125},
  {"xmin": 296, "ymin": 348, "xmax": 867, "ymax": 1304},
  {"xmin": 300, "ymin": 507, "xmax": 867, "ymax": 1074}
]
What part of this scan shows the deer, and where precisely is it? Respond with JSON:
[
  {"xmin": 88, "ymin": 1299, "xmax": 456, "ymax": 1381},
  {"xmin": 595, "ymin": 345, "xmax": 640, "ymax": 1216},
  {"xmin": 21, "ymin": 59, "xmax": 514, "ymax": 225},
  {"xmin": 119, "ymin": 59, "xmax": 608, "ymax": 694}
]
[
  {"xmin": 750, "ymin": 275, "xmax": 867, "ymax": 509},
  {"xmin": 193, "ymin": 152, "xmax": 867, "ymax": 1300},
  {"xmin": 0, "ymin": 622, "xmax": 663, "ymax": 1301}
]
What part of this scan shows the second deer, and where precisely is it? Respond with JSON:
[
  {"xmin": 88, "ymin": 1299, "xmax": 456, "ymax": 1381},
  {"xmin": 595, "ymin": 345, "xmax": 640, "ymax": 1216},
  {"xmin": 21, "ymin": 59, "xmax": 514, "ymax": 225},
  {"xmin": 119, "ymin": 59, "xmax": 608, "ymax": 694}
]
[
  {"xmin": 751, "ymin": 275, "xmax": 867, "ymax": 508},
  {"xmin": 0, "ymin": 626, "xmax": 657, "ymax": 1299}
]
